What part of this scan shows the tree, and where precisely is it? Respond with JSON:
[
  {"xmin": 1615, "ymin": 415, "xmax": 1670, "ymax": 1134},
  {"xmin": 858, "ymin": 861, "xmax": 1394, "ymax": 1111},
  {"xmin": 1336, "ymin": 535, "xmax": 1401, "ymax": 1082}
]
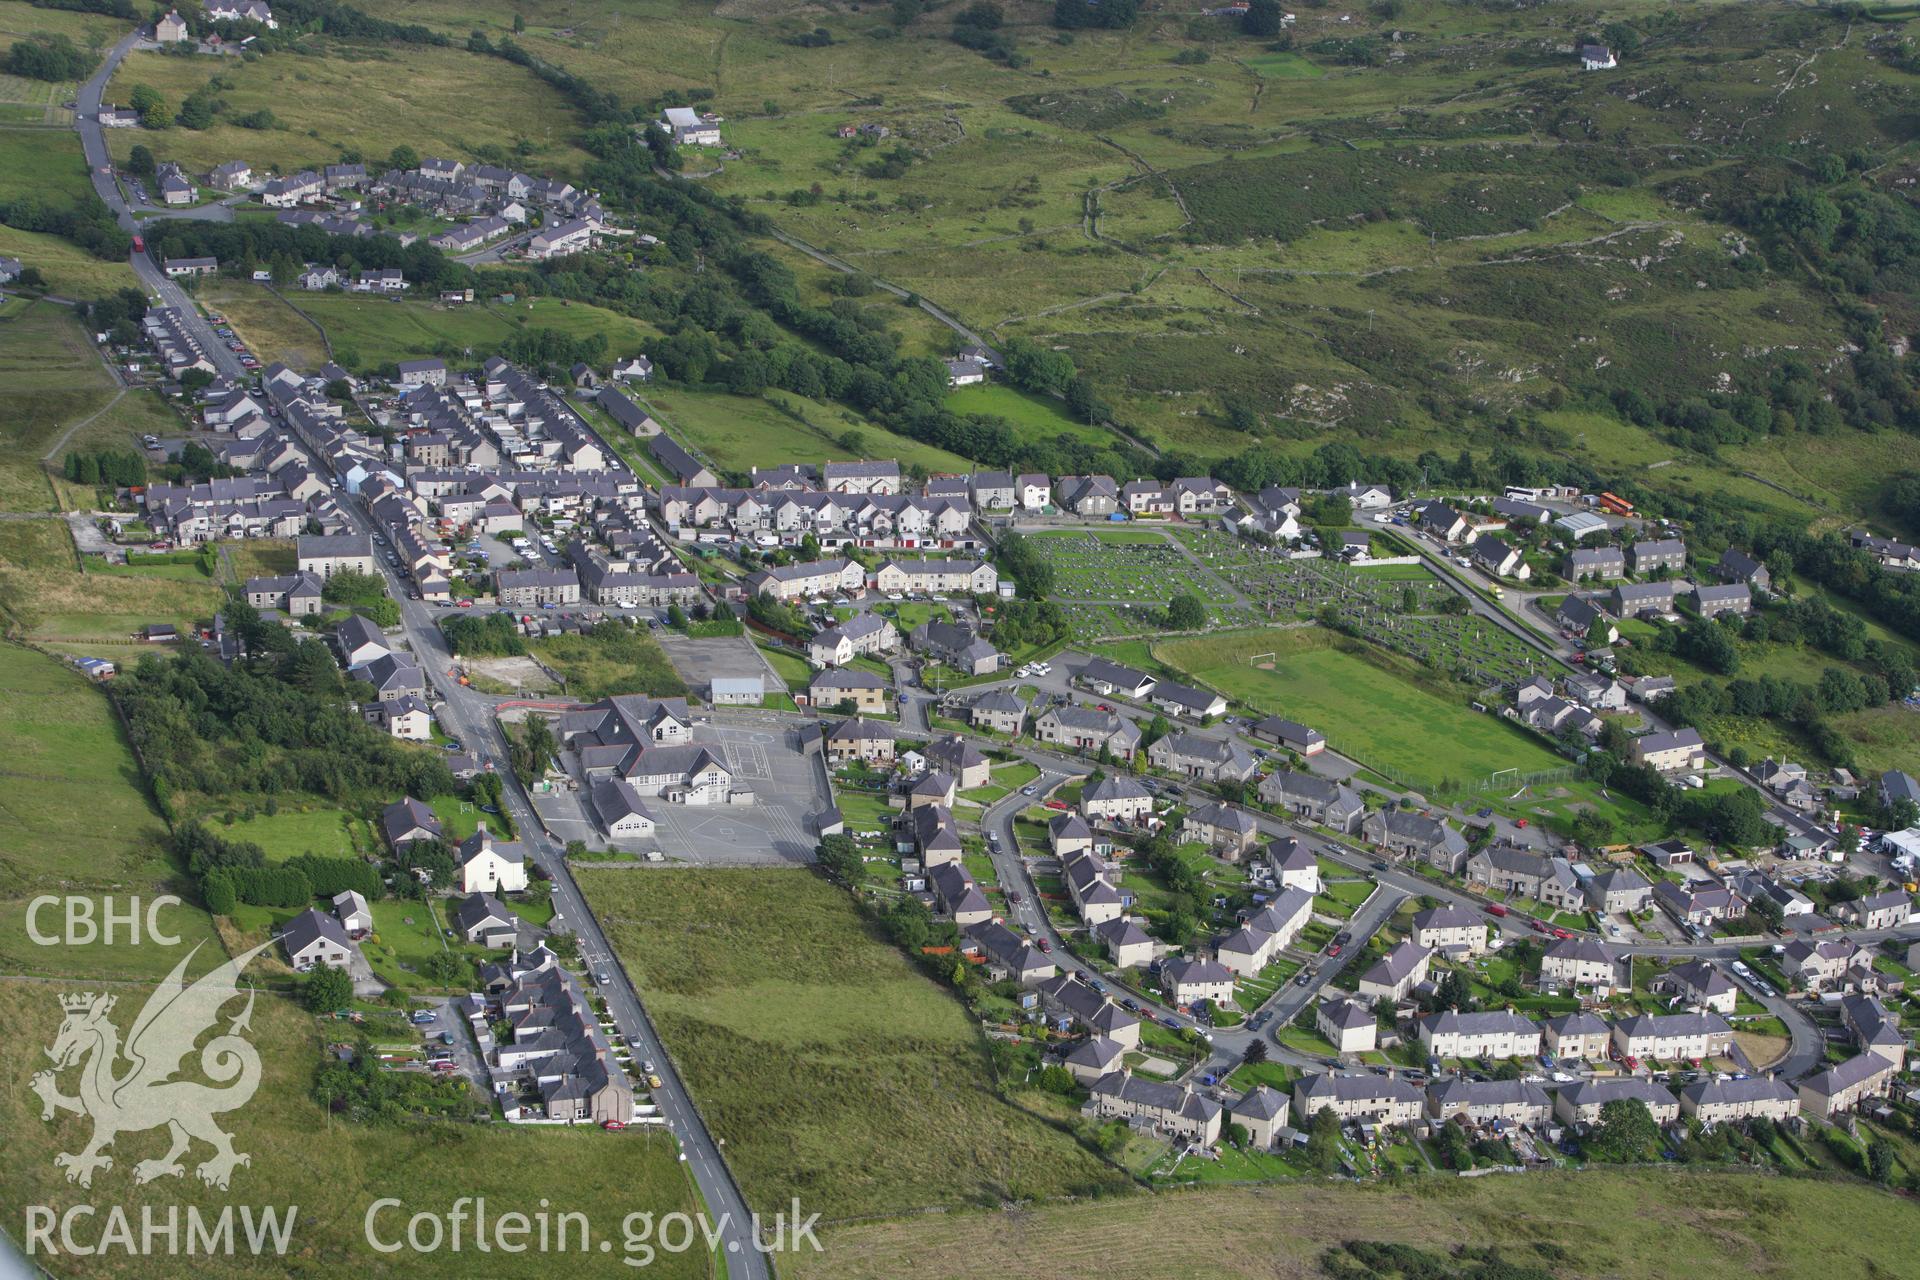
[
  {"xmin": 1166, "ymin": 593, "xmax": 1206, "ymax": 630},
  {"xmin": 1586, "ymin": 1098, "xmax": 1661, "ymax": 1163},
  {"xmin": 816, "ymin": 833, "xmax": 863, "ymax": 886},
  {"xmin": 1304, "ymin": 1105, "xmax": 1343, "ymax": 1172},
  {"xmin": 1243, "ymin": 0, "xmax": 1284, "ymax": 37},
  {"xmin": 127, "ymin": 144, "xmax": 156, "ymax": 178},
  {"xmin": 389, "ymin": 144, "xmax": 419, "ymax": 171},
  {"xmin": 1435, "ymin": 967, "xmax": 1470, "ymax": 1011},
  {"xmin": 1867, "ymin": 1137, "xmax": 1895, "ymax": 1184},
  {"xmin": 300, "ymin": 966, "xmax": 353, "ymax": 1014},
  {"xmin": 1242, "ymin": 1038, "xmax": 1268, "ymax": 1065},
  {"xmin": 1586, "ymin": 614, "xmax": 1612, "ymax": 649}
]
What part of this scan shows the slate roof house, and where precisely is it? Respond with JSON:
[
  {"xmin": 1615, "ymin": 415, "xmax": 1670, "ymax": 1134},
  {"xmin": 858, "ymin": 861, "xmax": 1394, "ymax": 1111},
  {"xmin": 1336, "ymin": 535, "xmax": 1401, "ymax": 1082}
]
[
  {"xmin": 1147, "ymin": 731, "xmax": 1257, "ymax": 782},
  {"xmin": 1259, "ymin": 769, "xmax": 1363, "ymax": 833},
  {"xmin": 1363, "ymin": 809, "xmax": 1468, "ymax": 874}
]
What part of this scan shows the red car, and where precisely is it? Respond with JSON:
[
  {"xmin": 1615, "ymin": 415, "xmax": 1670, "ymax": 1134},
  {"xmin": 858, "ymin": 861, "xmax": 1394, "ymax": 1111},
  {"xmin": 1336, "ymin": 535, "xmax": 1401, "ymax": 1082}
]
[
  {"xmin": 1044, "ymin": 800, "xmax": 1069, "ymax": 811},
  {"xmin": 457, "ymin": 599, "xmax": 474, "ymax": 608},
  {"xmin": 1036, "ymin": 938, "xmax": 1052, "ymax": 953},
  {"xmin": 1530, "ymin": 919, "xmax": 1549, "ymax": 934},
  {"xmin": 1623, "ymin": 1055, "xmax": 1639, "ymax": 1072},
  {"xmin": 1007, "ymin": 891, "xmax": 1023, "ymax": 905},
  {"xmin": 1551, "ymin": 928, "xmax": 1573, "ymax": 940},
  {"xmin": 1486, "ymin": 904, "xmax": 1509, "ymax": 918},
  {"xmin": 602, "ymin": 1119, "xmax": 626, "ymax": 1131},
  {"xmin": 1514, "ymin": 818, "xmax": 1529, "ymax": 829},
  {"xmin": 1325, "ymin": 943, "xmax": 1342, "ymax": 957}
]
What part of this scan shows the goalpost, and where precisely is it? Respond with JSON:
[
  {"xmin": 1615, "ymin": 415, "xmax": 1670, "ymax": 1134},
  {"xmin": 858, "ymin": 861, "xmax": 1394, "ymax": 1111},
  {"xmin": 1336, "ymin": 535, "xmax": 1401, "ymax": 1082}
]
[{"xmin": 1247, "ymin": 652, "xmax": 1275, "ymax": 666}]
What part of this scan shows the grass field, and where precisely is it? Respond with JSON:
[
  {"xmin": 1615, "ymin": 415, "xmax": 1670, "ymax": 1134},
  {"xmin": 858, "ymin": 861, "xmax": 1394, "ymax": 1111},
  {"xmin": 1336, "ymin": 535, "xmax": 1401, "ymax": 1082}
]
[
  {"xmin": 577, "ymin": 868, "xmax": 1131, "ymax": 1222},
  {"xmin": 198, "ymin": 280, "xmax": 658, "ymax": 375},
  {"xmin": 0, "ymin": 297, "xmax": 117, "ymax": 513},
  {"xmin": 1155, "ymin": 628, "xmax": 1563, "ymax": 791},
  {"xmin": 103, "ymin": 41, "xmax": 595, "ymax": 179},
  {"xmin": 942, "ymin": 383, "xmax": 1114, "ymax": 447},
  {"xmin": 0, "ymin": 644, "xmax": 225, "ymax": 982},
  {"xmin": 793, "ymin": 1169, "xmax": 1917, "ymax": 1280},
  {"xmin": 0, "ymin": 520, "xmax": 223, "ymax": 650},
  {"xmin": 637, "ymin": 386, "xmax": 973, "ymax": 478},
  {"xmin": 214, "ymin": 806, "xmax": 359, "ymax": 862}
]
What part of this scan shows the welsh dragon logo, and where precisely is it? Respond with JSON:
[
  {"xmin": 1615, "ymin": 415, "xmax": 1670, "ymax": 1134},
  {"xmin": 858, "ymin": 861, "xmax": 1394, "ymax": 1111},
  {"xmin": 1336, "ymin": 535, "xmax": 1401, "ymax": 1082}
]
[{"xmin": 31, "ymin": 941, "xmax": 272, "ymax": 1191}]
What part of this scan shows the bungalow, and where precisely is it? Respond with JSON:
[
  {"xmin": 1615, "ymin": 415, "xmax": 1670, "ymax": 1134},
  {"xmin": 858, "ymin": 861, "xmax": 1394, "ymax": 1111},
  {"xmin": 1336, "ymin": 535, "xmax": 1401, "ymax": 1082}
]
[
  {"xmin": 1611, "ymin": 1011, "xmax": 1734, "ymax": 1062},
  {"xmin": 1259, "ymin": 770, "xmax": 1363, "ymax": 833},
  {"xmin": 1427, "ymin": 1079, "xmax": 1552, "ymax": 1129},
  {"xmin": 1356, "ymin": 939, "xmax": 1431, "ymax": 1003},
  {"xmin": 162, "ymin": 256, "xmax": 218, "ymax": 278},
  {"xmin": 1468, "ymin": 534, "xmax": 1529, "ymax": 580},
  {"xmin": 1181, "ymin": 802, "xmax": 1260, "ymax": 860},
  {"xmin": 1555, "ymin": 1078, "xmax": 1679, "ymax": 1128},
  {"xmin": 1081, "ymin": 774, "xmax": 1154, "ymax": 825},
  {"xmin": 1293, "ymin": 1072, "xmax": 1424, "ymax": 1127},
  {"xmin": 1680, "ymin": 1076, "xmax": 1799, "ymax": 1126},
  {"xmin": 1149, "ymin": 680, "xmax": 1228, "ymax": 721},
  {"xmin": 1556, "ymin": 592, "xmax": 1618, "ymax": 644},
  {"xmin": 1409, "ymin": 904, "xmax": 1487, "ymax": 957},
  {"xmin": 1086, "ymin": 1071, "xmax": 1222, "ymax": 1146},
  {"xmin": 451, "ymin": 892, "xmax": 519, "ymax": 948},
  {"xmin": 1250, "ymin": 716, "xmax": 1326, "ymax": 756},
  {"xmin": 1147, "ymin": 731, "xmax": 1257, "ymax": 783},
  {"xmin": 380, "ymin": 796, "xmax": 442, "ymax": 851},
  {"xmin": 1077, "ymin": 657, "xmax": 1156, "ymax": 700},
  {"xmin": 1415, "ymin": 500, "xmax": 1469, "ymax": 543},
  {"xmin": 281, "ymin": 907, "xmax": 354, "ymax": 972},
  {"xmin": 1317, "ymin": 997, "xmax": 1377, "ymax": 1056},
  {"xmin": 1419, "ymin": 1009, "xmax": 1541, "ymax": 1062},
  {"xmin": 591, "ymin": 778, "xmax": 658, "ymax": 840},
  {"xmin": 1798, "ymin": 1053, "xmax": 1897, "ymax": 1121},
  {"xmin": 648, "ymin": 433, "xmax": 717, "ymax": 488}
]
